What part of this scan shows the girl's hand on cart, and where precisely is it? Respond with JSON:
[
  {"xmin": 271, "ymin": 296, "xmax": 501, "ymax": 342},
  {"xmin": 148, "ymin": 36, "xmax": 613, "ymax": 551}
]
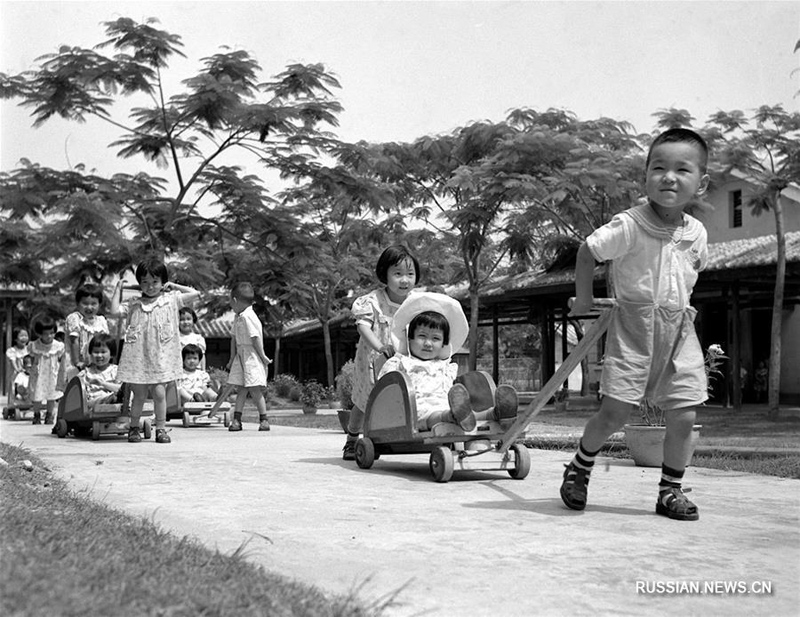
[{"xmin": 568, "ymin": 296, "xmax": 594, "ymax": 318}]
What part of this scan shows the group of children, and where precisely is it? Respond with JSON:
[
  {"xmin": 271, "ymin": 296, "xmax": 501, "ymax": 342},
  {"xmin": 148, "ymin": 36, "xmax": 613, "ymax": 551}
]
[
  {"xmin": 341, "ymin": 128, "xmax": 713, "ymax": 522},
  {"xmin": 5, "ymin": 260, "xmax": 271, "ymax": 443},
  {"xmin": 6, "ymin": 127, "xmax": 712, "ymax": 522}
]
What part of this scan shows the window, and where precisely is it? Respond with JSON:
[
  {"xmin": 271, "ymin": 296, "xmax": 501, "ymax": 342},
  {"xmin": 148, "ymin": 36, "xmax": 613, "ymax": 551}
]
[{"xmin": 731, "ymin": 189, "xmax": 742, "ymax": 228}]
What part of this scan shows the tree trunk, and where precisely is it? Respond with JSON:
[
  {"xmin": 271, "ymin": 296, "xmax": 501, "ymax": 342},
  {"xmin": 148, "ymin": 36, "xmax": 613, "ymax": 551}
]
[
  {"xmin": 468, "ymin": 286, "xmax": 480, "ymax": 371},
  {"xmin": 272, "ymin": 335, "xmax": 281, "ymax": 378},
  {"xmin": 322, "ymin": 319, "xmax": 334, "ymax": 387},
  {"xmin": 768, "ymin": 190, "xmax": 785, "ymax": 420}
]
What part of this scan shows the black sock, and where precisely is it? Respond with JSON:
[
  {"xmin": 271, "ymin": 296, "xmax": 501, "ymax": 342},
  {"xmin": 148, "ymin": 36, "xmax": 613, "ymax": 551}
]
[
  {"xmin": 572, "ymin": 439, "xmax": 601, "ymax": 472},
  {"xmin": 659, "ymin": 464, "xmax": 685, "ymax": 490},
  {"xmin": 234, "ymin": 412, "xmax": 243, "ymax": 421}
]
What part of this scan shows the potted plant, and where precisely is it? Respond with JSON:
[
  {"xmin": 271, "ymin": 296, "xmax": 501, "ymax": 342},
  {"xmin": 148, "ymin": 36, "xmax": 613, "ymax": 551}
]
[
  {"xmin": 334, "ymin": 360, "xmax": 355, "ymax": 432},
  {"xmin": 623, "ymin": 344, "xmax": 727, "ymax": 467},
  {"xmin": 553, "ymin": 388, "xmax": 569, "ymax": 412},
  {"xmin": 300, "ymin": 380, "xmax": 326, "ymax": 415}
]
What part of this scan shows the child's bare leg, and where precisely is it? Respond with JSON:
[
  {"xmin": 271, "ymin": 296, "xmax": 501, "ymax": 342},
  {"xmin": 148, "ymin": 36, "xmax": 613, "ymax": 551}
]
[
  {"xmin": 229, "ymin": 387, "xmax": 245, "ymax": 431},
  {"xmin": 32, "ymin": 401, "xmax": 42, "ymax": 424},
  {"xmin": 663, "ymin": 407, "xmax": 696, "ymax": 469},
  {"xmin": 44, "ymin": 399, "xmax": 56, "ymax": 423},
  {"xmin": 151, "ymin": 383, "xmax": 171, "ymax": 443},
  {"xmin": 561, "ymin": 396, "xmax": 632, "ymax": 510},
  {"xmin": 657, "ymin": 407, "xmax": 699, "ymax": 521},
  {"xmin": 342, "ymin": 406, "xmax": 365, "ymax": 460},
  {"xmin": 127, "ymin": 384, "xmax": 149, "ymax": 442},
  {"xmin": 250, "ymin": 387, "xmax": 270, "ymax": 431}
]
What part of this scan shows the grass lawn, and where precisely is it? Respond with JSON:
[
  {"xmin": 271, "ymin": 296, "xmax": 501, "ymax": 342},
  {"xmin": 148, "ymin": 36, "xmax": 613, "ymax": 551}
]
[
  {"xmin": 0, "ymin": 442, "xmax": 389, "ymax": 617},
  {"xmin": 264, "ymin": 400, "xmax": 800, "ymax": 479}
]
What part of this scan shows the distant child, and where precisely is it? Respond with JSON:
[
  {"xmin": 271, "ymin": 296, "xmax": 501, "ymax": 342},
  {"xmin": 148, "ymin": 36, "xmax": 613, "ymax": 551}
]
[
  {"xmin": 226, "ymin": 281, "xmax": 271, "ymax": 432},
  {"xmin": 753, "ymin": 360, "xmax": 768, "ymax": 403},
  {"xmin": 12, "ymin": 355, "xmax": 33, "ymax": 406},
  {"xmin": 62, "ymin": 282, "xmax": 110, "ymax": 386},
  {"xmin": 179, "ymin": 344, "xmax": 216, "ymax": 403},
  {"xmin": 28, "ymin": 317, "xmax": 65, "ymax": 425},
  {"xmin": 5, "ymin": 326, "xmax": 29, "ymax": 396},
  {"xmin": 179, "ymin": 307, "xmax": 207, "ymax": 369},
  {"xmin": 380, "ymin": 292, "xmax": 518, "ymax": 431},
  {"xmin": 79, "ymin": 334, "xmax": 123, "ymax": 409},
  {"xmin": 111, "ymin": 258, "xmax": 200, "ymax": 443},
  {"xmin": 563, "ymin": 128, "xmax": 711, "ymax": 521},
  {"xmin": 343, "ymin": 245, "xmax": 419, "ymax": 460}
]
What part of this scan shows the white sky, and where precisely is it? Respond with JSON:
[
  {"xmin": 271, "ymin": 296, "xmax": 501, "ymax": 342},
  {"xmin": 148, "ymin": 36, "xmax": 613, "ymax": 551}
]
[{"xmin": 1, "ymin": 0, "xmax": 799, "ymax": 180}]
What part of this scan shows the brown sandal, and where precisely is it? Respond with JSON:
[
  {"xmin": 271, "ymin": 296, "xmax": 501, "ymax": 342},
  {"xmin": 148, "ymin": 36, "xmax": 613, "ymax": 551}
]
[
  {"xmin": 656, "ymin": 487, "xmax": 699, "ymax": 521},
  {"xmin": 560, "ymin": 462, "xmax": 590, "ymax": 510}
]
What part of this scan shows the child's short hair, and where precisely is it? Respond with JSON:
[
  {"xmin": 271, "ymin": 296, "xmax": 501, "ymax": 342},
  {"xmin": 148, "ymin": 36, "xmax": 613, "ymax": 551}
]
[
  {"xmin": 231, "ymin": 281, "xmax": 255, "ymax": 304},
  {"xmin": 376, "ymin": 245, "xmax": 421, "ymax": 285},
  {"xmin": 182, "ymin": 343, "xmax": 204, "ymax": 361},
  {"xmin": 11, "ymin": 326, "xmax": 28, "ymax": 344},
  {"xmin": 75, "ymin": 282, "xmax": 104, "ymax": 304},
  {"xmin": 135, "ymin": 257, "xmax": 169, "ymax": 284},
  {"xmin": 88, "ymin": 333, "xmax": 117, "ymax": 358},
  {"xmin": 33, "ymin": 317, "xmax": 57, "ymax": 336},
  {"xmin": 646, "ymin": 127, "xmax": 709, "ymax": 173},
  {"xmin": 408, "ymin": 311, "xmax": 450, "ymax": 345},
  {"xmin": 179, "ymin": 306, "xmax": 198, "ymax": 323}
]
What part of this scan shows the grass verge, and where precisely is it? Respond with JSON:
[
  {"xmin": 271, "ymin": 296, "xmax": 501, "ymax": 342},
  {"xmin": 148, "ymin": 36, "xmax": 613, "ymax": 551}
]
[
  {"xmin": 0, "ymin": 442, "xmax": 391, "ymax": 617},
  {"xmin": 266, "ymin": 411, "xmax": 800, "ymax": 479}
]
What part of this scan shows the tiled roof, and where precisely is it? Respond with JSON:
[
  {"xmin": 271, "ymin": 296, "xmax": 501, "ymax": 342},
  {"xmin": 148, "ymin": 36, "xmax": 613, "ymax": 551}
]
[
  {"xmin": 705, "ymin": 231, "xmax": 800, "ymax": 271},
  {"xmin": 195, "ymin": 315, "xmax": 233, "ymax": 338},
  {"xmin": 459, "ymin": 231, "xmax": 800, "ymax": 300}
]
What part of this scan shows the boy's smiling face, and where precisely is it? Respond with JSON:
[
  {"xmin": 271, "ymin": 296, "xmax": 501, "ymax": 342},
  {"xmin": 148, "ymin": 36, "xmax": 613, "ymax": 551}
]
[
  {"xmin": 645, "ymin": 141, "xmax": 709, "ymax": 216},
  {"xmin": 408, "ymin": 324, "xmax": 445, "ymax": 361}
]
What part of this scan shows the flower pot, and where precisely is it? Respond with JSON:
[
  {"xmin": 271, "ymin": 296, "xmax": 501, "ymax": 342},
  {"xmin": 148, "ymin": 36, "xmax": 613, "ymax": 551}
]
[
  {"xmin": 302, "ymin": 404, "xmax": 317, "ymax": 415},
  {"xmin": 623, "ymin": 424, "xmax": 702, "ymax": 467},
  {"xmin": 337, "ymin": 409, "xmax": 351, "ymax": 433}
]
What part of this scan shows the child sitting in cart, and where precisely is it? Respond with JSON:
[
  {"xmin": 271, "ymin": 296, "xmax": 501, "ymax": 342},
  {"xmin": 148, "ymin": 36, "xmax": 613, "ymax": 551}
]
[
  {"xmin": 178, "ymin": 344, "xmax": 217, "ymax": 403},
  {"xmin": 12, "ymin": 355, "xmax": 33, "ymax": 406},
  {"xmin": 79, "ymin": 334, "xmax": 125, "ymax": 409},
  {"xmin": 380, "ymin": 292, "xmax": 518, "ymax": 431}
]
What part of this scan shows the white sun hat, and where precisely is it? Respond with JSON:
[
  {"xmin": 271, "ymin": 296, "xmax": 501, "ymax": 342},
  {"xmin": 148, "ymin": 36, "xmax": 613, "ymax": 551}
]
[{"xmin": 391, "ymin": 292, "xmax": 469, "ymax": 360}]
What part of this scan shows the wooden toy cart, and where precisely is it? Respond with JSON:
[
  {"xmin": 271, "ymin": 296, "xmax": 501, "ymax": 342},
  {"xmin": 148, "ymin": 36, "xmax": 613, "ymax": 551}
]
[
  {"xmin": 165, "ymin": 382, "xmax": 231, "ymax": 428},
  {"xmin": 355, "ymin": 299, "xmax": 615, "ymax": 482},
  {"xmin": 54, "ymin": 376, "xmax": 152, "ymax": 440}
]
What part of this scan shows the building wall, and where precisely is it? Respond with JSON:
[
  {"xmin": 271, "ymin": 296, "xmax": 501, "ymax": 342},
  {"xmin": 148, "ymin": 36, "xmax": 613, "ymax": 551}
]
[
  {"xmin": 698, "ymin": 179, "xmax": 800, "ymax": 242},
  {"xmin": 782, "ymin": 306, "xmax": 800, "ymax": 399}
]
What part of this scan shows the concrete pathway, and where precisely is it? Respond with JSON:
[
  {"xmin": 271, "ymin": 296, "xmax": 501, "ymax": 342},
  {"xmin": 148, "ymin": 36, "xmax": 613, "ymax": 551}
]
[{"xmin": 1, "ymin": 417, "xmax": 798, "ymax": 617}]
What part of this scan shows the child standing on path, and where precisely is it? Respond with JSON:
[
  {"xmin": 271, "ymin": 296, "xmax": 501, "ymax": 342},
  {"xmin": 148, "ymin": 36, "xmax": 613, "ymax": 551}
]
[
  {"xmin": 111, "ymin": 258, "xmax": 200, "ymax": 443},
  {"xmin": 342, "ymin": 245, "xmax": 419, "ymax": 460},
  {"xmin": 5, "ymin": 326, "xmax": 29, "ymax": 396},
  {"xmin": 226, "ymin": 282, "xmax": 271, "ymax": 432},
  {"xmin": 563, "ymin": 128, "xmax": 711, "ymax": 521},
  {"xmin": 179, "ymin": 307, "xmax": 207, "ymax": 368},
  {"xmin": 62, "ymin": 283, "xmax": 110, "ymax": 386},
  {"xmin": 28, "ymin": 318, "xmax": 65, "ymax": 425},
  {"xmin": 380, "ymin": 292, "xmax": 518, "ymax": 431}
]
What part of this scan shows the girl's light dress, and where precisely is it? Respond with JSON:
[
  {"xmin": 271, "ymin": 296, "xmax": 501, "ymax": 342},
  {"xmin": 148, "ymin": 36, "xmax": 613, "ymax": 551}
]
[
  {"xmin": 61, "ymin": 311, "xmax": 110, "ymax": 386},
  {"xmin": 350, "ymin": 288, "xmax": 403, "ymax": 412},
  {"xmin": 29, "ymin": 339, "xmax": 65, "ymax": 402},
  {"xmin": 228, "ymin": 305, "xmax": 266, "ymax": 387},
  {"xmin": 80, "ymin": 364, "xmax": 120, "ymax": 406},
  {"xmin": 117, "ymin": 291, "xmax": 185, "ymax": 385},
  {"xmin": 6, "ymin": 344, "xmax": 29, "ymax": 387},
  {"xmin": 379, "ymin": 354, "xmax": 458, "ymax": 424}
]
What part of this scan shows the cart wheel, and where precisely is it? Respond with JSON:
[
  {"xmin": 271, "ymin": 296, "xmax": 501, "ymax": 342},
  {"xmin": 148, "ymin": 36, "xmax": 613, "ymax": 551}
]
[
  {"xmin": 223, "ymin": 411, "xmax": 231, "ymax": 427},
  {"xmin": 142, "ymin": 419, "xmax": 152, "ymax": 440},
  {"xmin": 2, "ymin": 408, "xmax": 9, "ymax": 420},
  {"xmin": 508, "ymin": 443, "xmax": 531, "ymax": 479},
  {"xmin": 355, "ymin": 437, "xmax": 375, "ymax": 469},
  {"xmin": 55, "ymin": 419, "xmax": 69, "ymax": 438},
  {"xmin": 91, "ymin": 421, "xmax": 101, "ymax": 441},
  {"xmin": 182, "ymin": 412, "xmax": 191, "ymax": 428},
  {"xmin": 430, "ymin": 446, "xmax": 454, "ymax": 483}
]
